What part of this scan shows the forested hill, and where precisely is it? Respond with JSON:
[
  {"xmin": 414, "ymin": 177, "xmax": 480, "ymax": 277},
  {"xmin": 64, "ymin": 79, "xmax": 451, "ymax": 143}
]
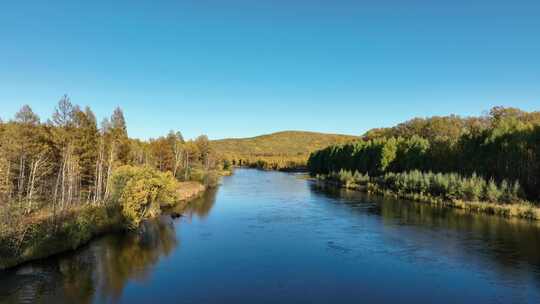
[
  {"xmin": 211, "ymin": 131, "xmax": 358, "ymax": 170},
  {"xmin": 308, "ymin": 107, "xmax": 540, "ymax": 202}
]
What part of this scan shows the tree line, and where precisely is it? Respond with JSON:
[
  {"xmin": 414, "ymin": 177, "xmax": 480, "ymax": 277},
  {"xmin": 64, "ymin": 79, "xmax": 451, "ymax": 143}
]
[
  {"xmin": 229, "ymin": 155, "xmax": 307, "ymax": 171},
  {"xmin": 308, "ymin": 107, "xmax": 540, "ymax": 201},
  {"xmin": 0, "ymin": 96, "xmax": 222, "ymax": 214},
  {"xmin": 211, "ymin": 131, "xmax": 357, "ymax": 171}
]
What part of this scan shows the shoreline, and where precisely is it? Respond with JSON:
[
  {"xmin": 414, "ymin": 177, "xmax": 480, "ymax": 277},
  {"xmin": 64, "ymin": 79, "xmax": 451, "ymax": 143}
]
[
  {"xmin": 233, "ymin": 165, "xmax": 308, "ymax": 173},
  {"xmin": 0, "ymin": 182, "xmax": 207, "ymax": 271},
  {"xmin": 313, "ymin": 178, "xmax": 540, "ymax": 221}
]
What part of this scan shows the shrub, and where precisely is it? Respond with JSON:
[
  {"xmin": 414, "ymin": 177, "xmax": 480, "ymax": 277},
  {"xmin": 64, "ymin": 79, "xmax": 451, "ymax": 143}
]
[
  {"xmin": 511, "ymin": 181, "xmax": 523, "ymax": 202},
  {"xmin": 463, "ymin": 173, "xmax": 484, "ymax": 201},
  {"xmin": 223, "ymin": 159, "xmax": 232, "ymax": 170},
  {"xmin": 326, "ymin": 169, "xmax": 526, "ymax": 205},
  {"xmin": 484, "ymin": 178, "xmax": 502, "ymax": 203},
  {"xmin": 110, "ymin": 166, "xmax": 181, "ymax": 229}
]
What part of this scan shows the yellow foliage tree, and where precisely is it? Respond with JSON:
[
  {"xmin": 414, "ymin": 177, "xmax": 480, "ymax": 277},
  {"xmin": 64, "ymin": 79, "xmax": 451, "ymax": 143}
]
[{"xmin": 109, "ymin": 166, "xmax": 181, "ymax": 228}]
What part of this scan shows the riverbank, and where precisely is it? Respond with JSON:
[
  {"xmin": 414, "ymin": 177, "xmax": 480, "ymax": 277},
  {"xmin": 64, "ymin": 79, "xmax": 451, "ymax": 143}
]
[
  {"xmin": 0, "ymin": 181, "xmax": 206, "ymax": 270},
  {"xmin": 314, "ymin": 173, "xmax": 540, "ymax": 221},
  {"xmin": 232, "ymin": 164, "xmax": 308, "ymax": 173},
  {"xmin": 175, "ymin": 181, "xmax": 206, "ymax": 202}
]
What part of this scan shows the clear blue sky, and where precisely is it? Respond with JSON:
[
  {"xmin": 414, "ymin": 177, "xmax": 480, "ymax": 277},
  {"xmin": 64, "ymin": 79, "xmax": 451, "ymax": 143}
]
[{"xmin": 1, "ymin": 0, "xmax": 539, "ymax": 140}]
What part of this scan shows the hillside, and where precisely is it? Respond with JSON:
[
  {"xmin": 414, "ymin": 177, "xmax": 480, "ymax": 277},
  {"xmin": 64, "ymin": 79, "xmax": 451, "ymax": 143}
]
[{"xmin": 211, "ymin": 131, "xmax": 358, "ymax": 170}]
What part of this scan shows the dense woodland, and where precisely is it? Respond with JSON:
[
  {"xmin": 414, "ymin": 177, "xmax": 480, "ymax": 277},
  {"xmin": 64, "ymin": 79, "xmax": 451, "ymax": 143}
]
[
  {"xmin": 212, "ymin": 131, "xmax": 357, "ymax": 170},
  {"xmin": 308, "ymin": 107, "xmax": 540, "ymax": 202},
  {"xmin": 0, "ymin": 98, "xmax": 227, "ymax": 268},
  {"xmin": 0, "ymin": 96, "xmax": 222, "ymax": 214}
]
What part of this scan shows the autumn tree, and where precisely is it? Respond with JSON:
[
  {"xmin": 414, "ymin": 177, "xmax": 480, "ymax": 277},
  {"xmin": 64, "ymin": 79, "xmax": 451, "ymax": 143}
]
[
  {"xmin": 110, "ymin": 107, "xmax": 130, "ymax": 165},
  {"xmin": 167, "ymin": 131, "xmax": 184, "ymax": 178},
  {"xmin": 72, "ymin": 106, "xmax": 99, "ymax": 202}
]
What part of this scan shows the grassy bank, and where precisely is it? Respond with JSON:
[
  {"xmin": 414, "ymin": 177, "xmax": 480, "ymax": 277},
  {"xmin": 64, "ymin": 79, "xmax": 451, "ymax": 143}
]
[
  {"xmin": 0, "ymin": 167, "xmax": 207, "ymax": 270},
  {"xmin": 315, "ymin": 170, "xmax": 540, "ymax": 221},
  {"xmin": 0, "ymin": 204, "xmax": 124, "ymax": 270}
]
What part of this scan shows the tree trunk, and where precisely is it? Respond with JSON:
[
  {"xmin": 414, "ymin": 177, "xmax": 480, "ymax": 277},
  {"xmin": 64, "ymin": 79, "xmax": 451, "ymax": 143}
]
[
  {"xmin": 18, "ymin": 154, "xmax": 26, "ymax": 202},
  {"xmin": 184, "ymin": 150, "xmax": 189, "ymax": 181},
  {"xmin": 104, "ymin": 142, "xmax": 115, "ymax": 200}
]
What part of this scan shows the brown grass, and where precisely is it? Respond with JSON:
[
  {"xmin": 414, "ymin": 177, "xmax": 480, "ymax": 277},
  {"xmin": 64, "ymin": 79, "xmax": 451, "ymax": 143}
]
[{"xmin": 177, "ymin": 182, "xmax": 206, "ymax": 202}]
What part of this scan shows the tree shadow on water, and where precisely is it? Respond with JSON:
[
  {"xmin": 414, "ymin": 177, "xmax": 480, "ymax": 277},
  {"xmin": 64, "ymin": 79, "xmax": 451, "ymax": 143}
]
[
  {"xmin": 309, "ymin": 182, "xmax": 540, "ymax": 289},
  {"xmin": 0, "ymin": 217, "xmax": 178, "ymax": 304}
]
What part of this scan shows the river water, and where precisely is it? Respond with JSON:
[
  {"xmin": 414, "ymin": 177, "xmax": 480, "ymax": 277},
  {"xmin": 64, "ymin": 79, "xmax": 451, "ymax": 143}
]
[{"xmin": 1, "ymin": 169, "xmax": 540, "ymax": 303}]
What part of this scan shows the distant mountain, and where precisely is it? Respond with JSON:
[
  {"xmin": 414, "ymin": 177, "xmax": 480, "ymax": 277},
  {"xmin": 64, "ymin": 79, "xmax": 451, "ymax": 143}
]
[{"xmin": 211, "ymin": 131, "xmax": 358, "ymax": 169}]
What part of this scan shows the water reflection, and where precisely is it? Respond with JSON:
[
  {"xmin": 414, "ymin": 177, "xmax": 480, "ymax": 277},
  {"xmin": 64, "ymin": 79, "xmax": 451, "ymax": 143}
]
[
  {"xmin": 0, "ymin": 215, "xmax": 183, "ymax": 304},
  {"xmin": 311, "ymin": 183, "xmax": 540, "ymax": 287},
  {"xmin": 94, "ymin": 217, "xmax": 178, "ymax": 303},
  {"xmin": 2, "ymin": 170, "xmax": 540, "ymax": 303},
  {"xmin": 185, "ymin": 188, "xmax": 218, "ymax": 219}
]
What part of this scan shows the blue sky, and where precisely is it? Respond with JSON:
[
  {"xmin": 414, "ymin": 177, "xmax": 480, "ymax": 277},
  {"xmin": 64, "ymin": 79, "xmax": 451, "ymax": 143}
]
[{"xmin": 1, "ymin": 0, "xmax": 539, "ymax": 139}]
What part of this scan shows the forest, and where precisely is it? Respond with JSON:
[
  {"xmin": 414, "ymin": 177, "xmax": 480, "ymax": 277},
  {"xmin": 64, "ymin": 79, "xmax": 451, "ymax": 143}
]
[
  {"xmin": 0, "ymin": 97, "xmax": 225, "ymax": 269},
  {"xmin": 308, "ymin": 107, "xmax": 540, "ymax": 214},
  {"xmin": 212, "ymin": 131, "xmax": 357, "ymax": 170}
]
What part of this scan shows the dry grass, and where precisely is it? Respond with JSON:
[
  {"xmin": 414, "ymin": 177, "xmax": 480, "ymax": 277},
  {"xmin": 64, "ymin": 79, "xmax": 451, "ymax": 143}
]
[
  {"xmin": 449, "ymin": 199, "xmax": 540, "ymax": 220},
  {"xmin": 0, "ymin": 181, "xmax": 207, "ymax": 270},
  {"xmin": 371, "ymin": 186, "xmax": 540, "ymax": 221},
  {"xmin": 177, "ymin": 181, "xmax": 206, "ymax": 202}
]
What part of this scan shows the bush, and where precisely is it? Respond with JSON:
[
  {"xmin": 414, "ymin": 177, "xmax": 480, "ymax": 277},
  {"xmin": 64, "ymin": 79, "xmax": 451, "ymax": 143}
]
[
  {"xmin": 462, "ymin": 173, "xmax": 484, "ymax": 201},
  {"xmin": 189, "ymin": 168, "xmax": 220, "ymax": 188},
  {"xmin": 223, "ymin": 159, "xmax": 232, "ymax": 170},
  {"xmin": 326, "ymin": 169, "xmax": 524, "ymax": 205},
  {"xmin": 110, "ymin": 166, "xmax": 181, "ymax": 229},
  {"xmin": 484, "ymin": 178, "xmax": 502, "ymax": 203}
]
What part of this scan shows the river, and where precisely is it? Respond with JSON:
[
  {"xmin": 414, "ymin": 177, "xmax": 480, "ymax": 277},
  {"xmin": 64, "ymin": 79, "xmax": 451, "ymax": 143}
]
[{"xmin": 1, "ymin": 169, "xmax": 540, "ymax": 303}]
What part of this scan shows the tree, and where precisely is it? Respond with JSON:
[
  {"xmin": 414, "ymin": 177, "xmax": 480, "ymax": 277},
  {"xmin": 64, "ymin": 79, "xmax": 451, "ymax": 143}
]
[
  {"xmin": 195, "ymin": 135, "xmax": 211, "ymax": 169},
  {"xmin": 50, "ymin": 96, "xmax": 80, "ymax": 209},
  {"xmin": 167, "ymin": 131, "xmax": 184, "ymax": 178},
  {"xmin": 182, "ymin": 140, "xmax": 200, "ymax": 180},
  {"xmin": 149, "ymin": 137, "xmax": 173, "ymax": 172},
  {"xmin": 51, "ymin": 95, "xmax": 75, "ymax": 128},
  {"xmin": 14, "ymin": 105, "xmax": 40, "ymax": 125},
  {"xmin": 72, "ymin": 107, "xmax": 99, "ymax": 202},
  {"xmin": 110, "ymin": 107, "xmax": 130, "ymax": 164},
  {"xmin": 308, "ymin": 106, "xmax": 540, "ymax": 201},
  {"xmin": 0, "ymin": 100, "xmax": 224, "ymax": 209}
]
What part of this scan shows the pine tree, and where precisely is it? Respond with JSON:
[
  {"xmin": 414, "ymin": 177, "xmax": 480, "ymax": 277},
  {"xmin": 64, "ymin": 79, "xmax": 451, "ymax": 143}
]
[{"xmin": 110, "ymin": 107, "xmax": 130, "ymax": 164}]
